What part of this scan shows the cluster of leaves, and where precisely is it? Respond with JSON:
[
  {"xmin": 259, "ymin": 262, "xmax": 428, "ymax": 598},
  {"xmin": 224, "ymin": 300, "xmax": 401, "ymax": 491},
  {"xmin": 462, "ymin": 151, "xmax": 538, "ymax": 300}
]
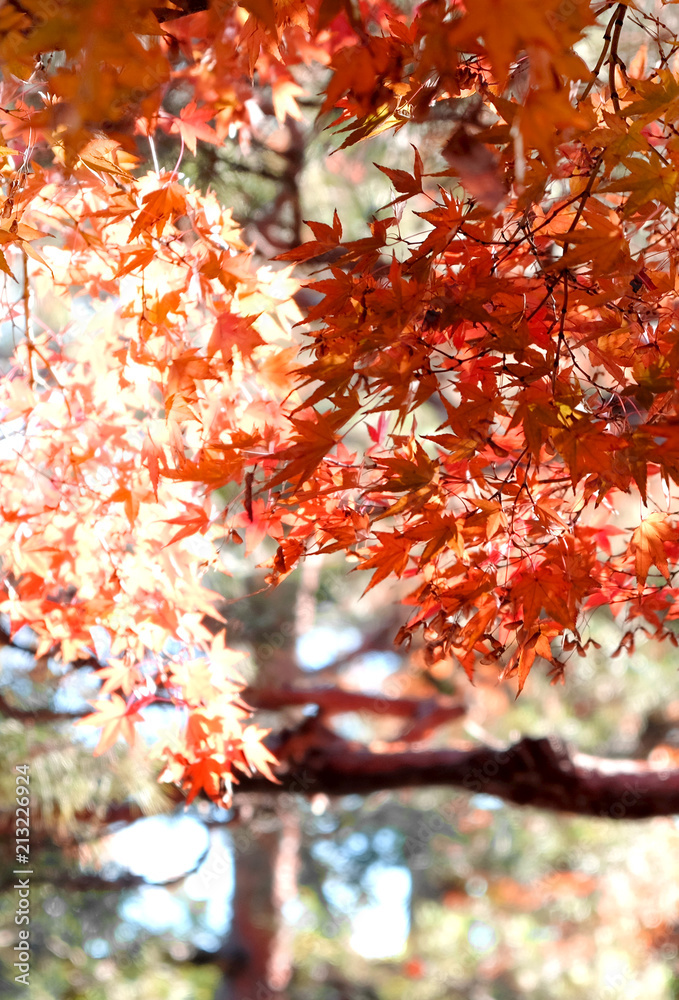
[
  {"xmin": 0, "ymin": 57, "xmax": 302, "ymax": 801},
  {"xmin": 268, "ymin": 1, "xmax": 679, "ymax": 692},
  {"xmin": 0, "ymin": 156, "xmax": 290, "ymax": 799},
  {"xmin": 1, "ymin": 0, "xmax": 679, "ymax": 803}
]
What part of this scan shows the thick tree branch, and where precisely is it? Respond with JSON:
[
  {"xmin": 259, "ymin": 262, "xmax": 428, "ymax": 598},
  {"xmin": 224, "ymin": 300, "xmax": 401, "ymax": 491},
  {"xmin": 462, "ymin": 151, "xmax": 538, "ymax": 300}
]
[
  {"xmin": 233, "ymin": 735, "xmax": 679, "ymax": 820},
  {"xmin": 6, "ymin": 736, "xmax": 679, "ymax": 832},
  {"xmin": 15, "ymin": 735, "xmax": 664, "ymax": 821}
]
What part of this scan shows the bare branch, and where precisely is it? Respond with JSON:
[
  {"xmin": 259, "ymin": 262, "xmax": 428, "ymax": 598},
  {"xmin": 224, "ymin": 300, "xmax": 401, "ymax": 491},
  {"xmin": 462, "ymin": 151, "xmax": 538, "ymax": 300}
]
[
  {"xmin": 0, "ymin": 692, "xmax": 86, "ymax": 723},
  {"xmin": 245, "ymin": 686, "xmax": 466, "ymax": 729},
  {"xmin": 0, "ymin": 868, "xmax": 187, "ymax": 892},
  {"xmin": 0, "ymin": 787, "xmax": 185, "ymax": 844},
  {"xmin": 16, "ymin": 728, "xmax": 648, "ymax": 822},
  {"xmin": 233, "ymin": 735, "xmax": 679, "ymax": 820}
]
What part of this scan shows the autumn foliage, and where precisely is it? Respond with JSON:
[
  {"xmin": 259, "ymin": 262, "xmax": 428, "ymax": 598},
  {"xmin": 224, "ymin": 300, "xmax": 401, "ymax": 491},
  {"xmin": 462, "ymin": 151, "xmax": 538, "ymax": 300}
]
[{"xmin": 2, "ymin": 0, "xmax": 679, "ymax": 804}]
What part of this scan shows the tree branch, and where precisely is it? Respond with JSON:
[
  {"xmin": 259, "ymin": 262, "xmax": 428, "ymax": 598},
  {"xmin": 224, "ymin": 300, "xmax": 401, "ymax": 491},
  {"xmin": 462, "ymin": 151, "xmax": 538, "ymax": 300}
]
[
  {"xmin": 233, "ymin": 734, "xmax": 679, "ymax": 820},
  {"xmin": 0, "ymin": 867, "xmax": 192, "ymax": 892},
  {"xmin": 0, "ymin": 788, "xmax": 185, "ymax": 843},
  {"xmin": 5, "ymin": 724, "xmax": 679, "ymax": 825},
  {"xmin": 0, "ymin": 692, "xmax": 85, "ymax": 723},
  {"xmin": 245, "ymin": 686, "xmax": 466, "ymax": 730}
]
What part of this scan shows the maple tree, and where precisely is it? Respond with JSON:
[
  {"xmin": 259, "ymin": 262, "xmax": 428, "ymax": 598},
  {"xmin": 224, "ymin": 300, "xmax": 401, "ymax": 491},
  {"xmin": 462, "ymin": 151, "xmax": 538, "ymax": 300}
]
[{"xmin": 3, "ymin": 0, "xmax": 679, "ymax": 816}]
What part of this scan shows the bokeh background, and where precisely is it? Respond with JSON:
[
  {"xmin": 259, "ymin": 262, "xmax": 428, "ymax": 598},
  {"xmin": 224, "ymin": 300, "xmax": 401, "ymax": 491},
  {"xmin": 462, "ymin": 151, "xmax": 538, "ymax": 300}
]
[{"xmin": 3, "ymin": 6, "xmax": 679, "ymax": 999}]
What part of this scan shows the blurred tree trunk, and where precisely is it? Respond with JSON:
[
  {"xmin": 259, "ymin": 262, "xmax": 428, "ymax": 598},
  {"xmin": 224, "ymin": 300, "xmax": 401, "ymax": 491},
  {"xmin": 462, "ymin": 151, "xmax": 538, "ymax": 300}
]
[
  {"xmin": 215, "ymin": 804, "xmax": 299, "ymax": 1000},
  {"xmin": 214, "ymin": 566, "xmax": 312, "ymax": 999},
  {"xmin": 215, "ymin": 803, "xmax": 300, "ymax": 1000}
]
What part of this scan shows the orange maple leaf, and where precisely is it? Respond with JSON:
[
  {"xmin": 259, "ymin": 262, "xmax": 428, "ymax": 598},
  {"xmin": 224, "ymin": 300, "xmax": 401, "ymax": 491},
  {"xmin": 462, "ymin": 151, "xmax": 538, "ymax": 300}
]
[
  {"xmin": 171, "ymin": 100, "xmax": 219, "ymax": 154},
  {"xmin": 182, "ymin": 754, "xmax": 225, "ymax": 805},
  {"xmin": 208, "ymin": 310, "xmax": 264, "ymax": 365},
  {"xmin": 629, "ymin": 512, "xmax": 678, "ymax": 591}
]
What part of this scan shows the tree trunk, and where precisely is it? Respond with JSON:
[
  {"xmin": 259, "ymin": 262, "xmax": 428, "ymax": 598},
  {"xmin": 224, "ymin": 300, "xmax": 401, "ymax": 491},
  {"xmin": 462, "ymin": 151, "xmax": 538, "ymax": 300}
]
[{"xmin": 213, "ymin": 800, "xmax": 301, "ymax": 1000}]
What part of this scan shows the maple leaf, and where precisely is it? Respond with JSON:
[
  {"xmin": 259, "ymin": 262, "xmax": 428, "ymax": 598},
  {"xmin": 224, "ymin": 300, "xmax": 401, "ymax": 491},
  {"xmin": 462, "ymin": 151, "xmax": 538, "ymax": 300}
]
[
  {"xmin": 509, "ymin": 624, "xmax": 560, "ymax": 694},
  {"xmin": 129, "ymin": 183, "xmax": 188, "ymax": 240},
  {"xmin": 162, "ymin": 504, "xmax": 211, "ymax": 547},
  {"xmin": 182, "ymin": 754, "xmax": 225, "ymax": 805},
  {"xmin": 334, "ymin": 105, "xmax": 410, "ymax": 150},
  {"xmin": 237, "ymin": 725, "xmax": 280, "ymax": 784},
  {"xmin": 442, "ymin": 125, "xmax": 505, "ymax": 210},
  {"xmin": 74, "ymin": 694, "xmax": 144, "ymax": 756},
  {"xmin": 275, "ymin": 210, "xmax": 343, "ymax": 263},
  {"xmin": 238, "ymin": 0, "xmax": 277, "ymax": 33},
  {"xmin": 448, "ymin": 0, "xmax": 593, "ymax": 86},
  {"xmin": 7, "ymin": 0, "xmax": 679, "ymax": 813},
  {"xmin": 231, "ymin": 497, "xmax": 284, "ymax": 555},
  {"xmin": 209, "ymin": 629, "xmax": 248, "ymax": 687},
  {"xmin": 107, "ymin": 485, "xmax": 141, "ymax": 526},
  {"xmin": 170, "ymin": 100, "xmax": 219, "ymax": 154},
  {"xmin": 267, "ymin": 411, "xmax": 344, "ymax": 488},
  {"xmin": 170, "ymin": 656, "xmax": 224, "ymax": 705},
  {"xmin": 375, "ymin": 146, "xmax": 423, "ymax": 201},
  {"xmin": 185, "ymin": 711, "xmax": 225, "ymax": 749},
  {"xmin": 361, "ymin": 533, "xmax": 412, "ymax": 593},
  {"xmin": 208, "ymin": 310, "xmax": 264, "ymax": 366},
  {"xmin": 551, "ymin": 210, "xmax": 634, "ymax": 276},
  {"xmin": 629, "ymin": 512, "xmax": 678, "ymax": 591},
  {"xmin": 78, "ymin": 137, "xmax": 134, "ymax": 177},
  {"xmin": 272, "ymin": 77, "xmax": 305, "ymax": 123},
  {"xmin": 515, "ymin": 635, "xmax": 538, "ymax": 695},
  {"xmin": 316, "ymin": 0, "xmax": 345, "ymax": 30},
  {"xmin": 96, "ymin": 661, "xmax": 142, "ymax": 697}
]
